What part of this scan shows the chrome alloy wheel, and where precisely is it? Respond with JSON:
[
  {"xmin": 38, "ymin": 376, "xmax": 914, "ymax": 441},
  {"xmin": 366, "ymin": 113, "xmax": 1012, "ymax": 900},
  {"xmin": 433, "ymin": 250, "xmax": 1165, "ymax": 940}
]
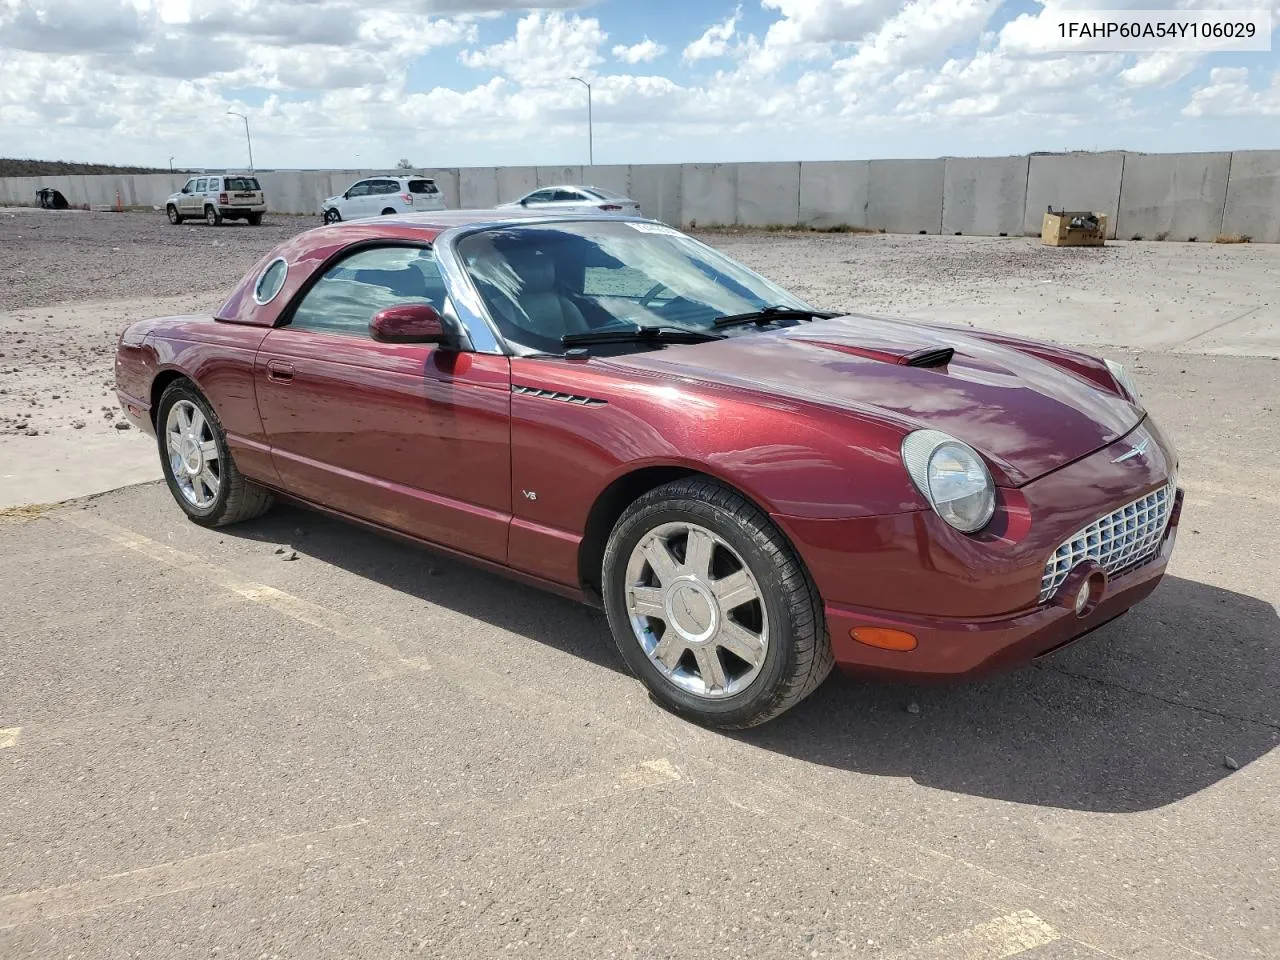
[
  {"xmin": 624, "ymin": 521, "xmax": 769, "ymax": 699},
  {"xmin": 165, "ymin": 399, "xmax": 221, "ymax": 508}
]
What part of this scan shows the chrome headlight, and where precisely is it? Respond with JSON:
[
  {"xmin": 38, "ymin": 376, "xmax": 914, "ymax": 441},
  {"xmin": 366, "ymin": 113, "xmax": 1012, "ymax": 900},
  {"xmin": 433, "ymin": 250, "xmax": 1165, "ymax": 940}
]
[
  {"xmin": 901, "ymin": 430, "xmax": 996, "ymax": 533},
  {"xmin": 1105, "ymin": 358, "xmax": 1143, "ymax": 408}
]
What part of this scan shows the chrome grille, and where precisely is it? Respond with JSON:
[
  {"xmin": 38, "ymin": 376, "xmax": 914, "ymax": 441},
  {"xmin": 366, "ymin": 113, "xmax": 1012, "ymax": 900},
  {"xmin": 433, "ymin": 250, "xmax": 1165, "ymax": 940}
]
[{"xmin": 1039, "ymin": 479, "xmax": 1175, "ymax": 602}]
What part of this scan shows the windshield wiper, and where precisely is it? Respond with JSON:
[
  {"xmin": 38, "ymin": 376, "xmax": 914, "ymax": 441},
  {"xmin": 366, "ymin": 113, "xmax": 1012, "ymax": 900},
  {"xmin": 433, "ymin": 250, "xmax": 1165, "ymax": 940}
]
[
  {"xmin": 713, "ymin": 305, "xmax": 841, "ymax": 329},
  {"xmin": 562, "ymin": 325, "xmax": 725, "ymax": 348}
]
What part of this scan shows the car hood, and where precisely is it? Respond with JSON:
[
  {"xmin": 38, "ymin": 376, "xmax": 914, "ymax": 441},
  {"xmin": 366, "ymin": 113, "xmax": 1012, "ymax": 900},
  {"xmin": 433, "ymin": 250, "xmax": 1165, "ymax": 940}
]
[{"xmin": 597, "ymin": 315, "xmax": 1142, "ymax": 486}]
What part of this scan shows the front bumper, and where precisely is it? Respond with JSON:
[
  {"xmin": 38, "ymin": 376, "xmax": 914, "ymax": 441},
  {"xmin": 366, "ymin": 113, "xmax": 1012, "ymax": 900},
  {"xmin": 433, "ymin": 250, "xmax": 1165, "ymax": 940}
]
[{"xmin": 825, "ymin": 486, "xmax": 1182, "ymax": 679}]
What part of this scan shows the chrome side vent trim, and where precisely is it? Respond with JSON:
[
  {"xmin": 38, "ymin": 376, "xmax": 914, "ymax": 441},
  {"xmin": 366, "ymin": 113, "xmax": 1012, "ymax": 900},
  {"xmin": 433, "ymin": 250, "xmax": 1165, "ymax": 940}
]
[{"xmin": 511, "ymin": 385, "xmax": 607, "ymax": 406}]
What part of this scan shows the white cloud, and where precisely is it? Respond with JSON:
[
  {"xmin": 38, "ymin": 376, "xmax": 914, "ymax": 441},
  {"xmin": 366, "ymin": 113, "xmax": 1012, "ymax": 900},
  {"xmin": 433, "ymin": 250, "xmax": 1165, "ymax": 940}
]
[
  {"xmin": 836, "ymin": 0, "xmax": 1000, "ymax": 76},
  {"xmin": 613, "ymin": 37, "xmax": 666, "ymax": 63},
  {"xmin": 683, "ymin": 9, "xmax": 740, "ymax": 62},
  {"xmin": 1120, "ymin": 52, "xmax": 1201, "ymax": 88},
  {"xmin": 1184, "ymin": 67, "xmax": 1280, "ymax": 116},
  {"xmin": 459, "ymin": 11, "xmax": 605, "ymax": 84}
]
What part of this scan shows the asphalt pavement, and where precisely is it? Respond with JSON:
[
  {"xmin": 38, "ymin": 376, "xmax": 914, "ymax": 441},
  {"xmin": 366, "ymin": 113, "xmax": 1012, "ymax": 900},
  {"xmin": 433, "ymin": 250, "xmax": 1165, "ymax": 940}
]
[{"xmin": 2, "ymin": 350, "xmax": 1278, "ymax": 959}]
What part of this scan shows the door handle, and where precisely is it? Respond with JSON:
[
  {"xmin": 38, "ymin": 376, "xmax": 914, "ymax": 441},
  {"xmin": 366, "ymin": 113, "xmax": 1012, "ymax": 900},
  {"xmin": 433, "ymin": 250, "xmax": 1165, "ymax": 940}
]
[{"xmin": 266, "ymin": 359, "xmax": 294, "ymax": 383}]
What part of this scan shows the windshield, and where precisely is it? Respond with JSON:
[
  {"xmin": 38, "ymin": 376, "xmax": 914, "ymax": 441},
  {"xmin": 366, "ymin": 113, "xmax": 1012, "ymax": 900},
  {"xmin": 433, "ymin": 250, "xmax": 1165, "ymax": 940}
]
[{"xmin": 456, "ymin": 220, "xmax": 813, "ymax": 354}]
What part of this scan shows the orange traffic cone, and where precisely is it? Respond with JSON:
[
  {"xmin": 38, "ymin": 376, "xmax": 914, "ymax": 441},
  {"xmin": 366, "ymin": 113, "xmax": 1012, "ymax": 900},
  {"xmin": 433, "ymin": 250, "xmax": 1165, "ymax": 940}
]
[{"xmin": 114, "ymin": 190, "xmax": 123, "ymax": 212}]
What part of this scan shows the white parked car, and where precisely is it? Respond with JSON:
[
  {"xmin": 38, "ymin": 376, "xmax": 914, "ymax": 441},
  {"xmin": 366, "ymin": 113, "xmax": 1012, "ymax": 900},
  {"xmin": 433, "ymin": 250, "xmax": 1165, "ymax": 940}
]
[
  {"xmin": 166, "ymin": 174, "xmax": 266, "ymax": 226},
  {"xmin": 498, "ymin": 185, "xmax": 642, "ymax": 216},
  {"xmin": 321, "ymin": 176, "xmax": 446, "ymax": 223}
]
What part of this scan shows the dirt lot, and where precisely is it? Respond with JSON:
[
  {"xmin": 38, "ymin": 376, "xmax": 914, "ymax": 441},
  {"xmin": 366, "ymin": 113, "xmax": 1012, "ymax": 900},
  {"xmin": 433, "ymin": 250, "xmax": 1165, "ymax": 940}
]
[{"xmin": 1, "ymin": 207, "xmax": 1279, "ymax": 959}]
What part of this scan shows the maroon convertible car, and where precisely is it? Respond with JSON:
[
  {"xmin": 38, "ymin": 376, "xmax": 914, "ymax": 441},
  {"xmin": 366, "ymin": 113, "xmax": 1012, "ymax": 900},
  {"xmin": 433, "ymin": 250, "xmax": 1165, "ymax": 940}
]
[{"xmin": 114, "ymin": 210, "xmax": 1182, "ymax": 728}]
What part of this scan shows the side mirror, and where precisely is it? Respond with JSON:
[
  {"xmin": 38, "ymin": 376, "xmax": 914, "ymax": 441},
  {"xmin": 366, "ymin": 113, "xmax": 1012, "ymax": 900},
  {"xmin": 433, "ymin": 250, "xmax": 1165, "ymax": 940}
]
[
  {"xmin": 370, "ymin": 303, "xmax": 455, "ymax": 346},
  {"xmin": 519, "ymin": 197, "xmax": 528, "ymax": 206}
]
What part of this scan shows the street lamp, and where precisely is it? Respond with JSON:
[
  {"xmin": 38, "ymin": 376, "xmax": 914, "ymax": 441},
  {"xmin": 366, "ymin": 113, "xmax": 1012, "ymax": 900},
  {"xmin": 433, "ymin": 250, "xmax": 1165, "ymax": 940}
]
[
  {"xmin": 225, "ymin": 111, "xmax": 254, "ymax": 173},
  {"xmin": 569, "ymin": 76, "xmax": 593, "ymax": 167},
  {"xmin": 168, "ymin": 156, "xmax": 174, "ymax": 172}
]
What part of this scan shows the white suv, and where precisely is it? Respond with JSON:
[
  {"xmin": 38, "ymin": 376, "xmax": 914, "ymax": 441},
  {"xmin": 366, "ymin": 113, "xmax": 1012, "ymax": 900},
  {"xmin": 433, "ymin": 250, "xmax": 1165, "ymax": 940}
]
[
  {"xmin": 166, "ymin": 174, "xmax": 266, "ymax": 226},
  {"xmin": 321, "ymin": 176, "xmax": 446, "ymax": 223}
]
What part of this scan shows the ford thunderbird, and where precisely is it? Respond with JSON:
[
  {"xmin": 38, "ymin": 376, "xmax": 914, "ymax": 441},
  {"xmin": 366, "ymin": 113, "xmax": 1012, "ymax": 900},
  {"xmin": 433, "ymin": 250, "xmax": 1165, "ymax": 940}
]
[{"xmin": 114, "ymin": 210, "xmax": 1183, "ymax": 728}]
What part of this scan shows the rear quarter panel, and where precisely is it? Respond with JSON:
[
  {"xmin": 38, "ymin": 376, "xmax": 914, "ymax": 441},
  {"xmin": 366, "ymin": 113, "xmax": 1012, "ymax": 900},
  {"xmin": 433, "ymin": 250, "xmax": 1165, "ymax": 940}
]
[{"xmin": 136, "ymin": 319, "xmax": 277, "ymax": 485}]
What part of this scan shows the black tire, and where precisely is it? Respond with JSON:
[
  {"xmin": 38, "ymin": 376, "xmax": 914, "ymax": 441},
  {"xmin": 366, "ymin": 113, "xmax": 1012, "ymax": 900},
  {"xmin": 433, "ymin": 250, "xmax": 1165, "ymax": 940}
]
[
  {"xmin": 246, "ymin": 212, "xmax": 263, "ymax": 226},
  {"xmin": 323, "ymin": 208, "xmax": 341, "ymax": 224},
  {"xmin": 602, "ymin": 477, "xmax": 833, "ymax": 729},
  {"xmin": 166, "ymin": 204, "xmax": 183, "ymax": 225},
  {"xmin": 155, "ymin": 380, "xmax": 273, "ymax": 528},
  {"xmin": 205, "ymin": 205, "xmax": 223, "ymax": 226},
  {"xmin": 380, "ymin": 207, "xmax": 397, "ymax": 216}
]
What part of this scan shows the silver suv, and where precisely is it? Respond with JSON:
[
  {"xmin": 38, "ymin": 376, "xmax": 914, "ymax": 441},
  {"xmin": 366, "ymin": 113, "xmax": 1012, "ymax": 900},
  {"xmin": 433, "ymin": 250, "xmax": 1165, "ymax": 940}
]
[{"xmin": 166, "ymin": 174, "xmax": 267, "ymax": 226}]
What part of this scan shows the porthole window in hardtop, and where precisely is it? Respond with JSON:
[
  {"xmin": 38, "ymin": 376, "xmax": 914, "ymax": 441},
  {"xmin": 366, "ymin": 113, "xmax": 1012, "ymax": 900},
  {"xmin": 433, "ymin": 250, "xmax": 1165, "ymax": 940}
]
[{"xmin": 254, "ymin": 258, "xmax": 288, "ymax": 304}]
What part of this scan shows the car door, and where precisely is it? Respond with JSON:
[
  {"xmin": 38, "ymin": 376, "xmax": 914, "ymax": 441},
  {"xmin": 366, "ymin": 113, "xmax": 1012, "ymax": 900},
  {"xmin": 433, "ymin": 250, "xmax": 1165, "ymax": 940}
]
[
  {"xmin": 185, "ymin": 178, "xmax": 207, "ymax": 215},
  {"xmin": 253, "ymin": 243, "xmax": 513, "ymax": 562},
  {"xmin": 340, "ymin": 179, "xmax": 371, "ymax": 218}
]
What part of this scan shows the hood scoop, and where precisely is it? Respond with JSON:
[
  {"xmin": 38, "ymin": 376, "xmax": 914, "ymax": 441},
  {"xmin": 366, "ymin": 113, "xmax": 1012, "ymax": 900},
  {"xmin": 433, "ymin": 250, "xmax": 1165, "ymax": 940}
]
[{"xmin": 800, "ymin": 339, "xmax": 955, "ymax": 369}]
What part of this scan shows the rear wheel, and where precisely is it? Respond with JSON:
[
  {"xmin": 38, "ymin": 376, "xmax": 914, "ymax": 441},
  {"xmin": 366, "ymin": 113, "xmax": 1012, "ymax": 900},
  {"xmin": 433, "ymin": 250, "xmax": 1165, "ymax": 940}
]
[
  {"xmin": 246, "ymin": 212, "xmax": 262, "ymax": 226},
  {"xmin": 156, "ymin": 380, "xmax": 273, "ymax": 527},
  {"xmin": 166, "ymin": 204, "xmax": 183, "ymax": 225},
  {"xmin": 602, "ymin": 477, "xmax": 833, "ymax": 729},
  {"xmin": 205, "ymin": 205, "xmax": 222, "ymax": 226},
  {"xmin": 380, "ymin": 207, "xmax": 397, "ymax": 216}
]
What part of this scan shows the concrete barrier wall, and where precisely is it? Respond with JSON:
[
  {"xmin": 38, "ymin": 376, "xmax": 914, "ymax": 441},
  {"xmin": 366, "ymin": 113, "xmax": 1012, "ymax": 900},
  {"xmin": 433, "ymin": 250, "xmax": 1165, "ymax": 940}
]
[
  {"xmin": 1116, "ymin": 152, "xmax": 1231, "ymax": 241},
  {"xmin": 459, "ymin": 167, "xmax": 499, "ymax": 208},
  {"xmin": 628, "ymin": 164, "xmax": 681, "ymax": 224},
  {"xmin": 2, "ymin": 150, "xmax": 1266, "ymax": 241},
  {"xmin": 681, "ymin": 163, "xmax": 737, "ymax": 226},
  {"xmin": 942, "ymin": 156, "xmax": 1028, "ymax": 236},
  {"xmin": 798, "ymin": 161, "xmax": 869, "ymax": 228},
  {"xmin": 1024, "ymin": 152, "xmax": 1125, "ymax": 238},
  {"xmin": 869, "ymin": 160, "xmax": 945, "ymax": 234},
  {"xmin": 1220, "ymin": 150, "xmax": 1280, "ymax": 243},
  {"xmin": 737, "ymin": 162, "xmax": 800, "ymax": 227}
]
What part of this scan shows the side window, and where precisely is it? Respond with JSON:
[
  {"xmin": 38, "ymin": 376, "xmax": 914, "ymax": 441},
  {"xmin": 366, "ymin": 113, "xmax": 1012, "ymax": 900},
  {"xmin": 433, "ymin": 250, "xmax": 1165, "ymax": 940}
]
[
  {"xmin": 376, "ymin": 180, "xmax": 399, "ymax": 195},
  {"xmin": 347, "ymin": 181, "xmax": 370, "ymax": 197},
  {"xmin": 288, "ymin": 246, "xmax": 444, "ymax": 337},
  {"xmin": 208, "ymin": 177, "xmax": 221, "ymax": 192},
  {"xmin": 183, "ymin": 179, "xmax": 197, "ymax": 193},
  {"xmin": 195, "ymin": 178, "xmax": 208, "ymax": 192},
  {"xmin": 524, "ymin": 190, "xmax": 553, "ymax": 204},
  {"xmin": 554, "ymin": 189, "xmax": 585, "ymax": 201}
]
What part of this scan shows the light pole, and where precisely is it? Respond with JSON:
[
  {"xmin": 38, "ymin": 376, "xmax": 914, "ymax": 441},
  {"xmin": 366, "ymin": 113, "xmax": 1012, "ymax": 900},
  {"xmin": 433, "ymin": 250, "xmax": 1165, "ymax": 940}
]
[
  {"xmin": 168, "ymin": 156, "xmax": 174, "ymax": 172},
  {"xmin": 569, "ymin": 76, "xmax": 593, "ymax": 167},
  {"xmin": 225, "ymin": 111, "xmax": 254, "ymax": 173}
]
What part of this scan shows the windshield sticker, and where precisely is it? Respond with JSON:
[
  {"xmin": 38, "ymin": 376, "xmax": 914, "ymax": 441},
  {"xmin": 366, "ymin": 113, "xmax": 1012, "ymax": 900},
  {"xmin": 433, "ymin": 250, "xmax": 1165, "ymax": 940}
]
[{"xmin": 627, "ymin": 222, "xmax": 681, "ymax": 236}]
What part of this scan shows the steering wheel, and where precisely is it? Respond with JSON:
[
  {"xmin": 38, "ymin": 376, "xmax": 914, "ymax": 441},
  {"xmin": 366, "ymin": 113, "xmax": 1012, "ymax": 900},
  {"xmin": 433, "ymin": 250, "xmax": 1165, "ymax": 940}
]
[{"xmin": 637, "ymin": 283, "xmax": 670, "ymax": 309}]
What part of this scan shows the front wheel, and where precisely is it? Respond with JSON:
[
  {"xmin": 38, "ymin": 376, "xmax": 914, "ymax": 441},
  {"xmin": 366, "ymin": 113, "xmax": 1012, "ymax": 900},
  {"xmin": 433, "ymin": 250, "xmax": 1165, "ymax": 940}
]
[
  {"xmin": 602, "ymin": 477, "xmax": 833, "ymax": 729},
  {"xmin": 156, "ymin": 380, "xmax": 273, "ymax": 527},
  {"xmin": 166, "ymin": 204, "xmax": 183, "ymax": 225},
  {"xmin": 323, "ymin": 207, "xmax": 342, "ymax": 224}
]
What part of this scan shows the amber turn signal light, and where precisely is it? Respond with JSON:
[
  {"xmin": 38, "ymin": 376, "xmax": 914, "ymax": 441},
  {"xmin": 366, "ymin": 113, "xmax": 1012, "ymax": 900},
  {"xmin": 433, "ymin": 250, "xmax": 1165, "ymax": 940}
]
[{"xmin": 850, "ymin": 627, "xmax": 918, "ymax": 651}]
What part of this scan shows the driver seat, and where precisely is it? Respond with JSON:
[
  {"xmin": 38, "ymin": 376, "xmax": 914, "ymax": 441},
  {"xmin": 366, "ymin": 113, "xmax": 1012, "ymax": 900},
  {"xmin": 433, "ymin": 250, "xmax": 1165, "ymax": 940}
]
[{"xmin": 501, "ymin": 249, "xmax": 590, "ymax": 340}]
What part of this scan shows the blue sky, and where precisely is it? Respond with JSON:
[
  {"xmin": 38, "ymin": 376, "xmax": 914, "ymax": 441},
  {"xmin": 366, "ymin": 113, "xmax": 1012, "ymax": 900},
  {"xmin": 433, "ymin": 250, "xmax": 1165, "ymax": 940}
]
[{"xmin": 0, "ymin": 0, "xmax": 1277, "ymax": 169}]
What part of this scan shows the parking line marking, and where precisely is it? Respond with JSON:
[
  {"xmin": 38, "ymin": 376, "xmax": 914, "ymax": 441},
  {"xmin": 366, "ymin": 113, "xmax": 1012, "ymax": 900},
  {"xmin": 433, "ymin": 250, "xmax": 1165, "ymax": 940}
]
[
  {"xmin": 0, "ymin": 819, "xmax": 368, "ymax": 931},
  {"xmin": 893, "ymin": 910, "xmax": 1061, "ymax": 959},
  {"xmin": 0, "ymin": 727, "xmax": 20, "ymax": 749},
  {"xmin": 58, "ymin": 511, "xmax": 430, "ymax": 673},
  {"xmin": 0, "ymin": 757, "xmax": 683, "ymax": 930}
]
